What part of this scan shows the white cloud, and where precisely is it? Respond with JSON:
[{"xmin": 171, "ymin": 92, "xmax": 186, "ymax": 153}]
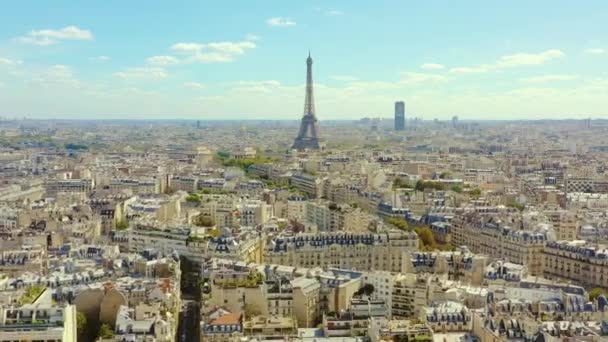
[
  {"xmin": 234, "ymin": 80, "xmax": 281, "ymax": 87},
  {"xmin": 331, "ymin": 75, "xmax": 358, "ymax": 81},
  {"xmin": 450, "ymin": 49, "xmax": 564, "ymax": 74},
  {"xmin": 16, "ymin": 26, "xmax": 93, "ymax": 46},
  {"xmin": 266, "ymin": 17, "xmax": 296, "ymax": 27},
  {"xmin": 0, "ymin": 57, "xmax": 22, "ymax": 66},
  {"xmin": 231, "ymin": 80, "xmax": 281, "ymax": 93},
  {"xmin": 27, "ymin": 64, "xmax": 81, "ymax": 88},
  {"xmin": 314, "ymin": 7, "xmax": 344, "ymax": 16},
  {"xmin": 585, "ymin": 48, "xmax": 605, "ymax": 55},
  {"xmin": 496, "ymin": 49, "xmax": 564, "ymax": 67},
  {"xmin": 171, "ymin": 40, "xmax": 256, "ymax": 63},
  {"xmin": 420, "ymin": 63, "xmax": 445, "ymax": 70},
  {"xmin": 246, "ymin": 34, "xmax": 259, "ymax": 41},
  {"xmin": 91, "ymin": 56, "xmax": 110, "ymax": 62},
  {"xmin": 147, "ymin": 55, "xmax": 179, "ymax": 66},
  {"xmin": 521, "ymin": 74, "xmax": 578, "ymax": 83},
  {"xmin": 400, "ymin": 72, "xmax": 447, "ymax": 84},
  {"xmin": 325, "ymin": 10, "xmax": 344, "ymax": 16},
  {"xmin": 184, "ymin": 82, "xmax": 205, "ymax": 89},
  {"xmin": 170, "ymin": 43, "xmax": 204, "ymax": 53},
  {"xmin": 449, "ymin": 65, "xmax": 491, "ymax": 74},
  {"xmin": 114, "ymin": 67, "xmax": 168, "ymax": 80}
]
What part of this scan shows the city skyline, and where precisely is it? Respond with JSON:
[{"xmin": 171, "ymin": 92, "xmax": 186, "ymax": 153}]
[{"xmin": 1, "ymin": 1, "xmax": 608, "ymax": 120}]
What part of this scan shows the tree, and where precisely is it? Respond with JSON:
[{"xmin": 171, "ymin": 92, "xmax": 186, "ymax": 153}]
[
  {"xmin": 98, "ymin": 323, "xmax": 114, "ymax": 339},
  {"xmin": 194, "ymin": 215, "xmax": 215, "ymax": 227},
  {"xmin": 414, "ymin": 227, "xmax": 437, "ymax": 251},
  {"xmin": 186, "ymin": 194, "xmax": 201, "ymax": 202},
  {"xmin": 65, "ymin": 143, "xmax": 88, "ymax": 150},
  {"xmin": 388, "ymin": 218, "xmax": 409, "ymax": 231},
  {"xmin": 451, "ymin": 185, "xmax": 463, "ymax": 193},
  {"xmin": 415, "ymin": 180, "xmax": 444, "ymax": 191},
  {"xmin": 356, "ymin": 284, "xmax": 375, "ymax": 296},
  {"xmin": 115, "ymin": 219, "xmax": 129, "ymax": 230},
  {"xmin": 470, "ymin": 188, "xmax": 482, "ymax": 198},
  {"xmin": 76, "ymin": 311, "xmax": 87, "ymax": 336},
  {"xmin": 244, "ymin": 303, "xmax": 262, "ymax": 317},
  {"xmin": 216, "ymin": 151, "xmax": 230, "ymax": 159},
  {"xmin": 439, "ymin": 172, "xmax": 451, "ymax": 179},
  {"xmin": 507, "ymin": 201, "xmax": 525, "ymax": 212},
  {"xmin": 590, "ymin": 288, "xmax": 606, "ymax": 301},
  {"xmin": 392, "ymin": 177, "xmax": 406, "ymax": 189}
]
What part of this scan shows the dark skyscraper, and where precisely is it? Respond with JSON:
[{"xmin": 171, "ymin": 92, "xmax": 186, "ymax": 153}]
[
  {"xmin": 394, "ymin": 101, "xmax": 405, "ymax": 131},
  {"xmin": 292, "ymin": 52, "xmax": 321, "ymax": 150}
]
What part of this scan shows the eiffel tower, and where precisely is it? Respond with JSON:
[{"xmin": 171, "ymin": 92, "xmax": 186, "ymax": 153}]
[{"xmin": 292, "ymin": 52, "xmax": 321, "ymax": 150}]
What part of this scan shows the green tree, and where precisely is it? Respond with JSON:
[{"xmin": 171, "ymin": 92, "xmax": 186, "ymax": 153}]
[
  {"xmin": 115, "ymin": 219, "xmax": 129, "ymax": 230},
  {"xmin": 76, "ymin": 311, "xmax": 87, "ymax": 336},
  {"xmin": 470, "ymin": 188, "xmax": 482, "ymax": 198},
  {"xmin": 186, "ymin": 194, "xmax": 201, "ymax": 202},
  {"xmin": 244, "ymin": 303, "xmax": 262, "ymax": 317},
  {"xmin": 18, "ymin": 285, "xmax": 46, "ymax": 304},
  {"xmin": 194, "ymin": 215, "xmax": 215, "ymax": 227},
  {"xmin": 388, "ymin": 218, "xmax": 409, "ymax": 231},
  {"xmin": 216, "ymin": 151, "xmax": 230, "ymax": 159},
  {"xmin": 507, "ymin": 201, "xmax": 525, "ymax": 212},
  {"xmin": 415, "ymin": 180, "xmax": 444, "ymax": 191},
  {"xmin": 451, "ymin": 185, "xmax": 463, "ymax": 193},
  {"xmin": 98, "ymin": 323, "xmax": 114, "ymax": 339},
  {"xmin": 414, "ymin": 226, "xmax": 437, "ymax": 251},
  {"xmin": 590, "ymin": 288, "xmax": 606, "ymax": 301}
]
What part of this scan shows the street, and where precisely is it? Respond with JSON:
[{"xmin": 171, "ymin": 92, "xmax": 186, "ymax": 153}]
[{"xmin": 177, "ymin": 300, "xmax": 200, "ymax": 342}]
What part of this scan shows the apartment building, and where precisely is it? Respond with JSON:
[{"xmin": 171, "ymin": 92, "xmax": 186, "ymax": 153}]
[
  {"xmin": 267, "ymin": 230, "xmax": 419, "ymax": 272},
  {"xmin": 45, "ymin": 179, "xmax": 94, "ymax": 197},
  {"xmin": 286, "ymin": 195, "xmax": 307, "ymax": 221},
  {"xmin": 290, "ymin": 173, "xmax": 323, "ymax": 199},
  {"xmin": 170, "ymin": 175, "xmax": 198, "ymax": 192},
  {"xmin": 391, "ymin": 273, "xmax": 429, "ymax": 319},
  {"xmin": 544, "ymin": 210, "xmax": 579, "ymax": 241},
  {"xmin": 305, "ymin": 200, "xmax": 346, "ymax": 232},
  {"xmin": 109, "ymin": 178, "xmax": 159, "ymax": 194},
  {"xmin": 565, "ymin": 177, "xmax": 608, "ymax": 193},
  {"xmin": 0, "ymin": 289, "xmax": 77, "ymax": 342},
  {"xmin": 451, "ymin": 215, "xmax": 549, "ymax": 275},
  {"xmin": 542, "ymin": 240, "xmax": 608, "ymax": 288},
  {"xmin": 236, "ymin": 200, "xmax": 272, "ymax": 227}
]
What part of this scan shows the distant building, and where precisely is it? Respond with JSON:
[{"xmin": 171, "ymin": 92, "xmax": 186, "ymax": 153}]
[
  {"xmin": 452, "ymin": 115, "xmax": 459, "ymax": 128},
  {"xmin": 394, "ymin": 101, "xmax": 405, "ymax": 131}
]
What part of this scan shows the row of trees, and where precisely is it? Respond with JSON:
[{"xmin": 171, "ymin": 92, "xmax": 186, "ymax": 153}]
[
  {"xmin": 387, "ymin": 218, "xmax": 453, "ymax": 251},
  {"xmin": 215, "ymin": 151, "xmax": 273, "ymax": 171},
  {"xmin": 392, "ymin": 178, "xmax": 482, "ymax": 198}
]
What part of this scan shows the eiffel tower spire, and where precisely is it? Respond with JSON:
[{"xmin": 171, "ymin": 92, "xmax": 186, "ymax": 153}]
[{"xmin": 292, "ymin": 52, "xmax": 321, "ymax": 150}]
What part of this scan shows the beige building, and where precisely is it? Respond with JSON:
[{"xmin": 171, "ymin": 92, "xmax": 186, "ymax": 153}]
[
  {"xmin": 290, "ymin": 173, "xmax": 323, "ymax": 199},
  {"xmin": 391, "ymin": 273, "xmax": 431, "ymax": 319},
  {"xmin": 266, "ymin": 230, "xmax": 419, "ymax": 272},
  {"xmin": 291, "ymin": 277, "xmax": 320, "ymax": 328},
  {"xmin": 0, "ymin": 290, "xmax": 77, "ymax": 342},
  {"xmin": 451, "ymin": 214, "xmax": 549, "ymax": 276},
  {"xmin": 544, "ymin": 210, "xmax": 579, "ymax": 241},
  {"xmin": 542, "ymin": 240, "xmax": 608, "ymax": 288}
]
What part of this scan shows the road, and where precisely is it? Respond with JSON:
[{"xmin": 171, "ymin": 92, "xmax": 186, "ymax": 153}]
[{"xmin": 177, "ymin": 300, "xmax": 200, "ymax": 342}]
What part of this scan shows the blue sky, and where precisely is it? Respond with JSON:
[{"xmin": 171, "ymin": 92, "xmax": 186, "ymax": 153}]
[{"xmin": 0, "ymin": 0, "xmax": 607, "ymax": 120}]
